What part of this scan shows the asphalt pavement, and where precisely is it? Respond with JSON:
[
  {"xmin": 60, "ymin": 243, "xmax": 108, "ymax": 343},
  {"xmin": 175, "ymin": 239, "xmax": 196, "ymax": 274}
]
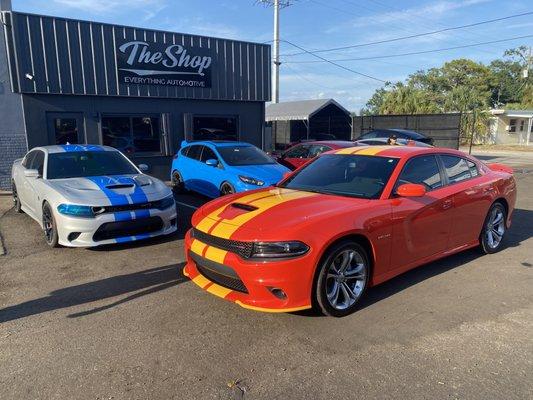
[{"xmin": 0, "ymin": 152, "xmax": 531, "ymax": 399}]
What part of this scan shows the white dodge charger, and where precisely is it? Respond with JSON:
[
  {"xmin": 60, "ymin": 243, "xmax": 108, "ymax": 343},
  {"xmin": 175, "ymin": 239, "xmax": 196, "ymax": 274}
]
[{"xmin": 11, "ymin": 144, "xmax": 177, "ymax": 247}]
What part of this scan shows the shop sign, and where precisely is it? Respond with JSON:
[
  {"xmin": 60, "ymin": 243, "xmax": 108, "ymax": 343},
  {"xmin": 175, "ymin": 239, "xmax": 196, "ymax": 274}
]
[{"xmin": 116, "ymin": 39, "xmax": 213, "ymax": 88}]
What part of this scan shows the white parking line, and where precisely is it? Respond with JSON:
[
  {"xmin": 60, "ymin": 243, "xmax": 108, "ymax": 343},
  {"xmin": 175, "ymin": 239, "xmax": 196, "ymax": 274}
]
[{"xmin": 175, "ymin": 201, "xmax": 199, "ymax": 210}]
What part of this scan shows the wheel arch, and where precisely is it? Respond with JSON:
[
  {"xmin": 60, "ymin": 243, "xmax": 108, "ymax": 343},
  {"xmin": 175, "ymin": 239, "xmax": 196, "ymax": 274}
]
[{"xmin": 311, "ymin": 232, "xmax": 376, "ymax": 306}]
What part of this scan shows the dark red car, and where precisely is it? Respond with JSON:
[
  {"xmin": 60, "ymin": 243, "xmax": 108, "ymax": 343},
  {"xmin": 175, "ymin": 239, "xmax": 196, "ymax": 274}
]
[{"xmin": 275, "ymin": 140, "xmax": 359, "ymax": 170}]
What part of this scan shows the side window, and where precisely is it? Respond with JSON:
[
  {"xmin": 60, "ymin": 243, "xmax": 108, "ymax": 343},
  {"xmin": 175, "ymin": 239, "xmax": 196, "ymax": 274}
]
[
  {"xmin": 308, "ymin": 145, "xmax": 331, "ymax": 158},
  {"xmin": 397, "ymin": 155, "xmax": 443, "ymax": 191},
  {"xmin": 186, "ymin": 145, "xmax": 202, "ymax": 161},
  {"xmin": 22, "ymin": 151, "xmax": 36, "ymax": 168},
  {"xmin": 467, "ymin": 160, "xmax": 479, "ymax": 177},
  {"xmin": 180, "ymin": 147, "xmax": 189, "ymax": 157},
  {"xmin": 200, "ymin": 146, "xmax": 218, "ymax": 162},
  {"xmin": 285, "ymin": 145, "xmax": 310, "ymax": 159},
  {"xmin": 362, "ymin": 131, "xmax": 378, "ymax": 139},
  {"xmin": 441, "ymin": 155, "xmax": 471, "ymax": 184},
  {"xmin": 29, "ymin": 151, "xmax": 45, "ymax": 176}
]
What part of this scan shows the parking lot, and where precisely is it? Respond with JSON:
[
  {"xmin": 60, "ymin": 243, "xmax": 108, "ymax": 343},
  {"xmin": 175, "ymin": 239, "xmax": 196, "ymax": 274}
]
[{"xmin": 0, "ymin": 152, "xmax": 532, "ymax": 400}]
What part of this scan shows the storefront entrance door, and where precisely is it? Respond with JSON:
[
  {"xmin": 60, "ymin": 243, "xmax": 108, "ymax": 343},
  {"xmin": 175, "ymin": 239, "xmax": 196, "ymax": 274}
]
[{"xmin": 46, "ymin": 113, "xmax": 85, "ymax": 145}]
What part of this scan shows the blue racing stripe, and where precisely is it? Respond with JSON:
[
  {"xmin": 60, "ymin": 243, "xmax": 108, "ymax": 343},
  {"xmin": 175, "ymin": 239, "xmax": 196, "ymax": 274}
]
[{"xmin": 61, "ymin": 144, "xmax": 105, "ymax": 152}]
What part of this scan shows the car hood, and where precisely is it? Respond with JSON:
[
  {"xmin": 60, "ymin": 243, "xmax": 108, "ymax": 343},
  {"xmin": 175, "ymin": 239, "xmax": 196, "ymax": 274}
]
[
  {"xmin": 46, "ymin": 174, "xmax": 171, "ymax": 206},
  {"xmin": 229, "ymin": 163, "xmax": 290, "ymax": 184},
  {"xmin": 195, "ymin": 187, "xmax": 370, "ymax": 236}
]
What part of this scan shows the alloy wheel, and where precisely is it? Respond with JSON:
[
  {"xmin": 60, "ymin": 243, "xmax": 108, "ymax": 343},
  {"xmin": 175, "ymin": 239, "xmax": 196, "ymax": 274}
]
[
  {"xmin": 43, "ymin": 206, "xmax": 54, "ymax": 243},
  {"xmin": 325, "ymin": 249, "xmax": 367, "ymax": 310},
  {"xmin": 485, "ymin": 206, "xmax": 505, "ymax": 249},
  {"xmin": 221, "ymin": 183, "xmax": 234, "ymax": 196}
]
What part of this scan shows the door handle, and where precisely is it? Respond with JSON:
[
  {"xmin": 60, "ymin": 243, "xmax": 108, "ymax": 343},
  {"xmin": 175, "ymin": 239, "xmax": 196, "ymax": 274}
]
[{"xmin": 442, "ymin": 199, "xmax": 453, "ymax": 210}]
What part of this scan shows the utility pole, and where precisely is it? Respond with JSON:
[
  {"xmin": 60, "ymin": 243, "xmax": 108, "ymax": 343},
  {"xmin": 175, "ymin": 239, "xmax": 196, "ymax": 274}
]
[
  {"xmin": 257, "ymin": 1, "xmax": 294, "ymax": 103},
  {"xmin": 273, "ymin": 0, "xmax": 280, "ymax": 103}
]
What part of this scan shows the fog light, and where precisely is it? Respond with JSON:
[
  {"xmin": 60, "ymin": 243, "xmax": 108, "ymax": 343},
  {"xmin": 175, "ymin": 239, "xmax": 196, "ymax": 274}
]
[
  {"xmin": 68, "ymin": 232, "xmax": 81, "ymax": 242},
  {"xmin": 268, "ymin": 287, "xmax": 287, "ymax": 300}
]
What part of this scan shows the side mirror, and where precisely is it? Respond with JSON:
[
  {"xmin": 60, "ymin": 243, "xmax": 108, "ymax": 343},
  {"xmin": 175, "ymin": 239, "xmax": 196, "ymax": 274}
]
[
  {"xmin": 138, "ymin": 163, "xmax": 149, "ymax": 172},
  {"xmin": 24, "ymin": 169, "xmax": 40, "ymax": 178},
  {"xmin": 396, "ymin": 183, "xmax": 426, "ymax": 197},
  {"xmin": 205, "ymin": 159, "xmax": 218, "ymax": 167}
]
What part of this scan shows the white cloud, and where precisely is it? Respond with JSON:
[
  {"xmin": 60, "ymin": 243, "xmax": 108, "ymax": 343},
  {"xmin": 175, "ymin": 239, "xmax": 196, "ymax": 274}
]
[{"xmin": 52, "ymin": 0, "xmax": 166, "ymax": 20}]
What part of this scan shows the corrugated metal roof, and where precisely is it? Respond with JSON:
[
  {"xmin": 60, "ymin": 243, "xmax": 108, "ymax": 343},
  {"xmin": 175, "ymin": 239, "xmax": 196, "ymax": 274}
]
[{"xmin": 265, "ymin": 98, "xmax": 349, "ymax": 121}]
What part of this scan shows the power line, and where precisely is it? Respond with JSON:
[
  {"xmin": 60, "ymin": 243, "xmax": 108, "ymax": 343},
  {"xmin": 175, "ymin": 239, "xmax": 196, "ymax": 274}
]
[
  {"xmin": 280, "ymin": 39, "xmax": 387, "ymax": 82},
  {"xmin": 284, "ymin": 34, "xmax": 533, "ymax": 64},
  {"xmin": 282, "ymin": 11, "xmax": 533, "ymax": 57}
]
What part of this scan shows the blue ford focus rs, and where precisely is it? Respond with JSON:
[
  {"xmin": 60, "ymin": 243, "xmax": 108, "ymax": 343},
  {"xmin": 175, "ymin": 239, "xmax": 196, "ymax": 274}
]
[{"xmin": 170, "ymin": 141, "xmax": 290, "ymax": 197}]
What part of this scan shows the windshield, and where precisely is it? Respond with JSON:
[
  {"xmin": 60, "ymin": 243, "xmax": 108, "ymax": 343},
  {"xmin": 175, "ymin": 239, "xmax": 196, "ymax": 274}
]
[
  {"xmin": 280, "ymin": 154, "xmax": 399, "ymax": 199},
  {"xmin": 217, "ymin": 146, "xmax": 275, "ymax": 166},
  {"xmin": 47, "ymin": 151, "xmax": 139, "ymax": 179}
]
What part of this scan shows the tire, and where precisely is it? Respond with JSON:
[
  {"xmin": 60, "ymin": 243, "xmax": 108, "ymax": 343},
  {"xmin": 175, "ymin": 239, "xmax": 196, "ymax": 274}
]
[
  {"xmin": 12, "ymin": 182, "xmax": 23, "ymax": 213},
  {"xmin": 42, "ymin": 202, "xmax": 60, "ymax": 248},
  {"xmin": 171, "ymin": 170, "xmax": 185, "ymax": 194},
  {"xmin": 480, "ymin": 202, "xmax": 507, "ymax": 254},
  {"xmin": 220, "ymin": 182, "xmax": 235, "ymax": 196},
  {"xmin": 315, "ymin": 240, "xmax": 370, "ymax": 317}
]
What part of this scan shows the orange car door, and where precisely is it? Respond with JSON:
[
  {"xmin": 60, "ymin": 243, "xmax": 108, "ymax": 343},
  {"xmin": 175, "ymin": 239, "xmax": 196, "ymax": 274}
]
[
  {"xmin": 390, "ymin": 155, "xmax": 453, "ymax": 269},
  {"xmin": 441, "ymin": 156, "xmax": 494, "ymax": 250}
]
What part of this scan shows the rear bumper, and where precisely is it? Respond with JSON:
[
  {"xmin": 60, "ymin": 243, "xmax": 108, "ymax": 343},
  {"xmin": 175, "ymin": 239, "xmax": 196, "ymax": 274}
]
[
  {"xmin": 55, "ymin": 206, "xmax": 177, "ymax": 247},
  {"xmin": 183, "ymin": 229, "xmax": 315, "ymax": 312}
]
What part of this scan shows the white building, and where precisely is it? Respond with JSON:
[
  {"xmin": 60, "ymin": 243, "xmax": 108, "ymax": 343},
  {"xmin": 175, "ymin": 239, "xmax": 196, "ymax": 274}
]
[{"xmin": 488, "ymin": 109, "xmax": 533, "ymax": 145}]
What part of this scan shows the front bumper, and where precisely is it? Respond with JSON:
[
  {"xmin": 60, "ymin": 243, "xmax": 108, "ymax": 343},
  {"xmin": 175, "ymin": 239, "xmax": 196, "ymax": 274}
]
[
  {"xmin": 183, "ymin": 229, "xmax": 315, "ymax": 312},
  {"xmin": 55, "ymin": 206, "xmax": 177, "ymax": 247}
]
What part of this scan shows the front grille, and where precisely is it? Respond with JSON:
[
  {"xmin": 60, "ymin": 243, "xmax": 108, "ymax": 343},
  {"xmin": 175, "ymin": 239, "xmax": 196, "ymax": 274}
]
[
  {"xmin": 96, "ymin": 199, "xmax": 168, "ymax": 214},
  {"xmin": 93, "ymin": 216, "xmax": 163, "ymax": 241},
  {"xmin": 191, "ymin": 252, "xmax": 248, "ymax": 293},
  {"xmin": 191, "ymin": 228, "xmax": 254, "ymax": 259}
]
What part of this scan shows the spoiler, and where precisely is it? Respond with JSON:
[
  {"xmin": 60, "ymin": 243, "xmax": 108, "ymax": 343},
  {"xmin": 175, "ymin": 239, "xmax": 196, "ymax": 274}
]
[{"xmin": 487, "ymin": 163, "xmax": 514, "ymax": 175}]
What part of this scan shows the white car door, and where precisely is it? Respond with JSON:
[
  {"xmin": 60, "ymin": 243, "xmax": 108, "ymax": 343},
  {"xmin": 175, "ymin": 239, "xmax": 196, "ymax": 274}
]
[
  {"xmin": 24, "ymin": 150, "xmax": 46, "ymax": 217},
  {"xmin": 16, "ymin": 150, "xmax": 37, "ymax": 212}
]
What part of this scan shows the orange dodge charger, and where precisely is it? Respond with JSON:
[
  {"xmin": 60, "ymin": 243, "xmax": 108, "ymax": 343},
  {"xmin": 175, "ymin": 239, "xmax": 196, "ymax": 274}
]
[{"xmin": 183, "ymin": 146, "xmax": 516, "ymax": 317}]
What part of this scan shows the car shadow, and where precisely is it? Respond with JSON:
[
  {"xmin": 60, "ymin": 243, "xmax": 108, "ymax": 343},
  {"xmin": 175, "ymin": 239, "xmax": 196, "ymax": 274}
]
[
  {"xmin": 0, "ymin": 263, "xmax": 187, "ymax": 323},
  {"xmin": 295, "ymin": 207, "xmax": 533, "ymax": 317}
]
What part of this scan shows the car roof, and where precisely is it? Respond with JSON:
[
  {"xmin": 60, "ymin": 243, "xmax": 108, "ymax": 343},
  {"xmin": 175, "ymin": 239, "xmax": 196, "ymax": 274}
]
[
  {"xmin": 290, "ymin": 140, "xmax": 357, "ymax": 148},
  {"xmin": 331, "ymin": 145, "xmax": 468, "ymax": 159},
  {"xmin": 185, "ymin": 140, "xmax": 252, "ymax": 148},
  {"xmin": 31, "ymin": 144, "xmax": 117, "ymax": 154},
  {"xmin": 367, "ymin": 128, "xmax": 426, "ymax": 138}
]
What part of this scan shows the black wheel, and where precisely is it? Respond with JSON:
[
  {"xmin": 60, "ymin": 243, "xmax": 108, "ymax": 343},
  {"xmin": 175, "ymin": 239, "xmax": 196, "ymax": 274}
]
[
  {"xmin": 12, "ymin": 182, "xmax": 23, "ymax": 213},
  {"xmin": 220, "ymin": 182, "xmax": 235, "ymax": 196},
  {"xmin": 480, "ymin": 202, "xmax": 507, "ymax": 254},
  {"xmin": 315, "ymin": 240, "xmax": 370, "ymax": 317},
  {"xmin": 42, "ymin": 202, "xmax": 59, "ymax": 248},
  {"xmin": 171, "ymin": 170, "xmax": 185, "ymax": 194}
]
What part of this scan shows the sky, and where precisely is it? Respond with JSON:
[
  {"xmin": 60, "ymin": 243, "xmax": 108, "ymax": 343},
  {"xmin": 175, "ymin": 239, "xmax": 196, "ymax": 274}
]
[{"xmin": 11, "ymin": 0, "xmax": 533, "ymax": 111}]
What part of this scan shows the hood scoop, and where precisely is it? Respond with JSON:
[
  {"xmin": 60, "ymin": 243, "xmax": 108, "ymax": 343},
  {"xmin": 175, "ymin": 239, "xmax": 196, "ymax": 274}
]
[
  {"xmin": 106, "ymin": 183, "xmax": 134, "ymax": 189},
  {"xmin": 230, "ymin": 203, "xmax": 258, "ymax": 212}
]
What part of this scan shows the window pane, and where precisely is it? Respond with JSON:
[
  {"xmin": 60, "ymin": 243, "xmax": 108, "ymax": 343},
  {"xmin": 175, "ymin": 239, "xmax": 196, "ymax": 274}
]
[
  {"xmin": 398, "ymin": 156, "xmax": 442, "ymax": 190},
  {"xmin": 47, "ymin": 151, "xmax": 138, "ymax": 179},
  {"xmin": 23, "ymin": 151, "xmax": 36, "ymax": 168},
  {"xmin": 441, "ymin": 155, "xmax": 471, "ymax": 184},
  {"xmin": 200, "ymin": 146, "xmax": 218, "ymax": 162},
  {"xmin": 54, "ymin": 118, "xmax": 78, "ymax": 144},
  {"xmin": 218, "ymin": 146, "xmax": 275, "ymax": 166},
  {"xmin": 186, "ymin": 145, "xmax": 202, "ymax": 160},
  {"xmin": 282, "ymin": 154, "xmax": 399, "ymax": 199},
  {"xmin": 468, "ymin": 160, "xmax": 479, "ymax": 177},
  {"xmin": 30, "ymin": 151, "xmax": 45, "ymax": 176},
  {"xmin": 102, "ymin": 117, "xmax": 132, "ymax": 153},
  {"xmin": 132, "ymin": 117, "xmax": 161, "ymax": 153},
  {"xmin": 285, "ymin": 145, "xmax": 309, "ymax": 158},
  {"xmin": 309, "ymin": 145, "xmax": 331, "ymax": 157},
  {"xmin": 193, "ymin": 116, "xmax": 238, "ymax": 141}
]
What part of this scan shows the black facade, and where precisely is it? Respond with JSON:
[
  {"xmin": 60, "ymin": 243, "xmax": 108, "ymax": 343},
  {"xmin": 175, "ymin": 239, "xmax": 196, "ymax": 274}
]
[{"xmin": 0, "ymin": 9, "xmax": 271, "ymax": 188}]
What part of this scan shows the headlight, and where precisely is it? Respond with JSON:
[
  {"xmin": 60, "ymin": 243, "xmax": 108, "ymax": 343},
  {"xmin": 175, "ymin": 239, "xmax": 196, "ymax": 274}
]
[
  {"xmin": 57, "ymin": 204, "xmax": 95, "ymax": 218},
  {"xmin": 251, "ymin": 241, "xmax": 309, "ymax": 259},
  {"xmin": 239, "ymin": 175, "xmax": 265, "ymax": 186},
  {"xmin": 156, "ymin": 195, "xmax": 175, "ymax": 210}
]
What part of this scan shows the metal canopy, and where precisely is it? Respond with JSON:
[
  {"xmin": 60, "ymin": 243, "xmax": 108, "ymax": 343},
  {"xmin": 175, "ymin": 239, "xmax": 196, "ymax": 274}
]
[{"xmin": 265, "ymin": 98, "xmax": 350, "ymax": 121}]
